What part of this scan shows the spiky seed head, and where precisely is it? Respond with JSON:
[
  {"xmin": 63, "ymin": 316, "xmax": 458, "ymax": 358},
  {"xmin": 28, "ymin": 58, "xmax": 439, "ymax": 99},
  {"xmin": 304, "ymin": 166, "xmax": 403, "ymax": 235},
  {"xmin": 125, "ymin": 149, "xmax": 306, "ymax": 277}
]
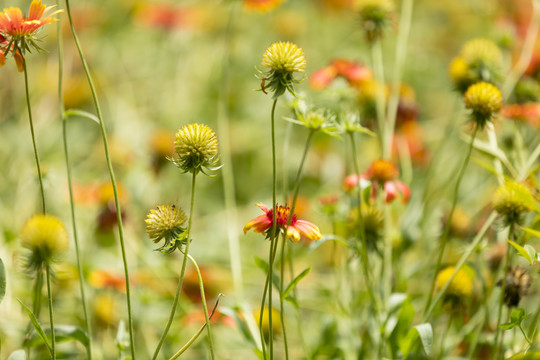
[
  {"xmin": 356, "ymin": 0, "xmax": 394, "ymax": 42},
  {"xmin": 21, "ymin": 214, "xmax": 69, "ymax": 267},
  {"xmin": 145, "ymin": 204, "xmax": 187, "ymax": 254},
  {"xmin": 492, "ymin": 180, "xmax": 535, "ymax": 226},
  {"xmin": 464, "ymin": 82, "xmax": 502, "ymax": 128},
  {"xmin": 262, "ymin": 41, "xmax": 306, "ymax": 74},
  {"xmin": 261, "ymin": 41, "xmax": 306, "ymax": 98},
  {"xmin": 501, "ymin": 266, "xmax": 532, "ymax": 307},
  {"xmin": 460, "ymin": 38, "xmax": 503, "ymax": 70},
  {"xmin": 174, "ymin": 123, "xmax": 219, "ymax": 174}
]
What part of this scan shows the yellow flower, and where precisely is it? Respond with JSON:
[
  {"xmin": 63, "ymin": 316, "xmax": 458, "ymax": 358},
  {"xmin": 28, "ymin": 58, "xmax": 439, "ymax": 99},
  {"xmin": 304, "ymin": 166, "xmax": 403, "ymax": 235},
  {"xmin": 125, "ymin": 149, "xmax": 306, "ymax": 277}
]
[
  {"xmin": 172, "ymin": 123, "xmax": 219, "ymax": 174},
  {"xmin": 492, "ymin": 180, "xmax": 535, "ymax": 226},
  {"xmin": 464, "ymin": 82, "xmax": 502, "ymax": 128},
  {"xmin": 254, "ymin": 307, "xmax": 281, "ymax": 341},
  {"xmin": 261, "ymin": 41, "xmax": 306, "ymax": 98},
  {"xmin": 145, "ymin": 204, "xmax": 187, "ymax": 254},
  {"xmin": 436, "ymin": 266, "xmax": 474, "ymax": 310},
  {"xmin": 21, "ymin": 214, "xmax": 69, "ymax": 267},
  {"xmin": 355, "ymin": 0, "xmax": 394, "ymax": 42}
]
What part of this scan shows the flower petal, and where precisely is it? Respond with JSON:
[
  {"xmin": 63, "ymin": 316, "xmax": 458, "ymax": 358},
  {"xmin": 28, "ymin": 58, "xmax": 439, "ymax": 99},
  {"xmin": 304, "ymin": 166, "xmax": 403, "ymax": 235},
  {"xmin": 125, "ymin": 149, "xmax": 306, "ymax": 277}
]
[
  {"xmin": 243, "ymin": 215, "xmax": 271, "ymax": 234},
  {"xmin": 293, "ymin": 220, "xmax": 322, "ymax": 241}
]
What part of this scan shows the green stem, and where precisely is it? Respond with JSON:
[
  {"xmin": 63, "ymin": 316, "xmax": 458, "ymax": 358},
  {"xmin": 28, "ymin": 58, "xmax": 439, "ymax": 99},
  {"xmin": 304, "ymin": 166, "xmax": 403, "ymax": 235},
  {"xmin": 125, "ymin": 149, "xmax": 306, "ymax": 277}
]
[
  {"xmin": 57, "ymin": 10, "xmax": 92, "ymax": 358},
  {"xmin": 168, "ymin": 295, "xmax": 223, "ymax": 360},
  {"xmin": 279, "ymin": 235, "xmax": 289, "ymax": 360},
  {"xmin": 152, "ymin": 172, "xmax": 197, "ymax": 360},
  {"xmin": 424, "ymin": 125, "xmax": 479, "ymax": 315},
  {"xmin": 21, "ymin": 53, "xmax": 46, "ymax": 214},
  {"xmin": 493, "ymin": 224, "xmax": 515, "ymax": 360},
  {"xmin": 64, "ymin": 1, "xmax": 135, "ymax": 357},
  {"xmin": 348, "ymin": 132, "xmax": 378, "ymax": 310},
  {"xmin": 186, "ymin": 254, "xmax": 215, "ymax": 359},
  {"xmin": 371, "ymin": 40, "xmax": 386, "ymax": 155},
  {"xmin": 424, "ymin": 211, "xmax": 496, "ymax": 321},
  {"xmin": 45, "ymin": 265, "xmax": 56, "ymax": 360},
  {"xmin": 519, "ymin": 325, "xmax": 533, "ymax": 345},
  {"xmin": 383, "ymin": 0, "xmax": 415, "ymax": 159},
  {"xmin": 32, "ymin": 269, "xmax": 43, "ymax": 318},
  {"xmin": 437, "ymin": 315, "xmax": 453, "ymax": 360},
  {"xmin": 269, "ymin": 98, "xmax": 279, "ymax": 360}
]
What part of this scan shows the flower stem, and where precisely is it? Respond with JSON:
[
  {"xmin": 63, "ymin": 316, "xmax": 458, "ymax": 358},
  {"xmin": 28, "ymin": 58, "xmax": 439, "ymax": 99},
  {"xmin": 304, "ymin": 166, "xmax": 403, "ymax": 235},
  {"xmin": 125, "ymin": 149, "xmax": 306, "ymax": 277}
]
[
  {"xmin": 57, "ymin": 9, "xmax": 92, "ymax": 358},
  {"xmin": 493, "ymin": 224, "xmax": 514, "ymax": 360},
  {"xmin": 279, "ymin": 235, "xmax": 289, "ymax": 360},
  {"xmin": 371, "ymin": 40, "xmax": 386, "ymax": 154},
  {"xmin": 348, "ymin": 132, "xmax": 378, "ymax": 310},
  {"xmin": 21, "ymin": 53, "xmax": 46, "ymax": 214},
  {"xmin": 152, "ymin": 171, "xmax": 197, "ymax": 360},
  {"xmin": 269, "ymin": 98, "xmax": 279, "ymax": 359},
  {"xmin": 64, "ymin": 1, "xmax": 135, "ymax": 357},
  {"xmin": 186, "ymin": 253, "xmax": 215, "ymax": 359},
  {"xmin": 424, "ymin": 125, "xmax": 479, "ymax": 315},
  {"xmin": 45, "ymin": 265, "xmax": 56, "ymax": 360}
]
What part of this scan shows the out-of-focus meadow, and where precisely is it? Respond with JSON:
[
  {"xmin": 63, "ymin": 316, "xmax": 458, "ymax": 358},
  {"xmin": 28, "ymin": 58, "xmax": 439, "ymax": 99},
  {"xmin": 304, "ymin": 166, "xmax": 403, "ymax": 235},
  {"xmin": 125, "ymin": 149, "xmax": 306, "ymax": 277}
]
[{"xmin": 1, "ymin": 0, "xmax": 539, "ymax": 359}]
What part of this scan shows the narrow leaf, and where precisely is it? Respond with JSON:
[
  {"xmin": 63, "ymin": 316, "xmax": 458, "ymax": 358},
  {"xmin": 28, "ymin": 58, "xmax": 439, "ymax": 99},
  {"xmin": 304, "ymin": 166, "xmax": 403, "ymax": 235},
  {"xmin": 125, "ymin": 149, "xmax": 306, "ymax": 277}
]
[
  {"xmin": 505, "ymin": 351, "xmax": 540, "ymax": 359},
  {"xmin": 254, "ymin": 257, "xmax": 280, "ymax": 291},
  {"xmin": 0, "ymin": 257, "xmax": 6, "ymax": 304},
  {"xmin": 64, "ymin": 109, "xmax": 99, "ymax": 124},
  {"xmin": 524, "ymin": 245, "xmax": 538, "ymax": 264},
  {"xmin": 520, "ymin": 226, "xmax": 540, "ymax": 241},
  {"xmin": 17, "ymin": 299, "xmax": 52, "ymax": 353},
  {"xmin": 508, "ymin": 240, "xmax": 533, "ymax": 264},
  {"xmin": 414, "ymin": 323, "xmax": 433, "ymax": 356},
  {"xmin": 284, "ymin": 268, "xmax": 310, "ymax": 298},
  {"xmin": 24, "ymin": 325, "xmax": 89, "ymax": 348}
]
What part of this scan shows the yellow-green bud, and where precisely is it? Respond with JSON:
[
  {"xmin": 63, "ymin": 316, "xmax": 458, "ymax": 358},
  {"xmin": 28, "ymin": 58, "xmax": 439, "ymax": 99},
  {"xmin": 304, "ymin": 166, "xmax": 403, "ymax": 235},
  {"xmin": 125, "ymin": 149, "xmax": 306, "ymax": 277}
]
[
  {"xmin": 173, "ymin": 123, "xmax": 219, "ymax": 174},
  {"xmin": 261, "ymin": 41, "xmax": 306, "ymax": 98},
  {"xmin": 492, "ymin": 180, "xmax": 535, "ymax": 226},
  {"xmin": 145, "ymin": 204, "xmax": 187, "ymax": 254},
  {"xmin": 356, "ymin": 0, "xmax": 394, "ymax": 43},
  {"xmin": 464, "ymin": 82, "xmax": 502, "ymax": 128}
]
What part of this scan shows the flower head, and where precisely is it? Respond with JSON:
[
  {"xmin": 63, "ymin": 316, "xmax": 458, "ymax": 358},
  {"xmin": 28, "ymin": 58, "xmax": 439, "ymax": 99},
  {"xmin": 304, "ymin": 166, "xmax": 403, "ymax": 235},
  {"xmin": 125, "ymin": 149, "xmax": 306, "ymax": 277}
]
[
  {"xmin": 349, "ymin": 205, "xmax": 384, "ymax": 250},
  {"xmin": 21, "ymin": 214, "xmax": 69, "ymax": 268},
  {"xmin": 499, "ymin": 266, "xmax": 532, "ymax": 307},
  {"xmin": 244, "ymin": 0, "xmax": 286, "ymax": 12},
  {"xmin": 243, "ymin": 203, "xmax": 322, "ymax": 242},
  {"xmin": 436, "ymin": 266, "xmax": 474, "ymax": 309},
  {"xmin": 355, "ymin": 0, "xmax": 394, "ymax": 42},
  {"xmin": 287, "ymin": 99, "xmax": 339, "ymax": 135},
  {"xmin": 172, "ymin": 123, "xmax": 220, "ymax": 175},
  {"xmin": 145, "ymin": 204, "xmax": 188, "ymax": 254},
  {"xmin": 261, "ymin": 41, "xmax": 306, "ymax": 98},
  {"xmin": 362, "ymin": 159, "xmax": 410, "ymax": 204},
  {"xmin": 449, "ymin": 38, "xmax": 502, "ymax": 92},
  {"xmin": 492, "ymin": 180, "xmax": 535, "ymax": 226},
  {"xmin": 0, "ymin": 0, "xmax": 62, "ymax": 68},
  {"xmin": 310, "ymin": 58, "xmax": 372, "ymax": 90},
  {"xmin": 464, "ymin": 82, "xmax": 503, "ymax": 129}
]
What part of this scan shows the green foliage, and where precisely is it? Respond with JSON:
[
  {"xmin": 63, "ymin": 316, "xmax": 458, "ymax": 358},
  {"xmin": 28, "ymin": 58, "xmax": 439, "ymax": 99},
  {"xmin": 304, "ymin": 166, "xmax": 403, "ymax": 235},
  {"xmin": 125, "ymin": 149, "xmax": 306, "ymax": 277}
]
[
  {"xmin": 500, "ymin": 308, "xmax": 527, "ymax": 331},
  {"xmin": 17, "ymin": 299, "xmax": 52, "ymax": 354},
  {"xmin": 0, "ymin": 257, "xmax": 5, "ymax": 305}
]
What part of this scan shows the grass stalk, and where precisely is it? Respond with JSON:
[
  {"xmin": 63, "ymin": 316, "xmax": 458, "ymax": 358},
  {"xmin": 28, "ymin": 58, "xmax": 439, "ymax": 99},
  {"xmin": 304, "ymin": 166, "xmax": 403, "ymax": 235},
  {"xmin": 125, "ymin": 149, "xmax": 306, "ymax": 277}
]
[
  {"xmin": 63, "ymin": 0, "xmax": 135, "ymax": 356},
  {"xmin": 57, "ymin": 9, "xmax": 92, "ymax": 358},
  {"xmin": 45, "ymin": 265, "xmax": 56, "ymax": 360}
]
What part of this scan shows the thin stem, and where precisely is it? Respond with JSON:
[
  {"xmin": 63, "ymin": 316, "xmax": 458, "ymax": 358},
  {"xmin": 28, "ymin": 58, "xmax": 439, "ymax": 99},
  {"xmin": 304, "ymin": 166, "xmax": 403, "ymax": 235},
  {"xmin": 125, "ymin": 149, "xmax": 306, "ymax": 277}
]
[
  {"xmin": 64, "ymin": 1, "xmax": 135, "ymax": 357},
  {"xmin": 279, "ymin": 235, "xmax": 289, "ymax": 360},
  {"xmin": 424, "ymin": 211, "xmax": 497, "ymax": 321},
  {"xmin": 519, "ymin": 325, "xmax": 533, "ymax": 345},
  {"xmin": 45, "ymin": 265, "xmax": 56, "ymax": 360},
  {"xmin": 21, "ymin": 54, "xmax": 46, "ymax": 213},
  {"xmin": 168, "ymin": 294, "xmax": 223, "ymax": 360},
  {"xmin": 383, "ymin": 0, "xmax": 415, "ymax": 159},
  {"xmin": 371, "ymin": 41, "xmax": 386, "ymax": 154},
  {"xmin": 348, "ymin": 132, "xmax": 378, "ymax": 310},
  {"xmin": 32, "ymin": 270, "xmax": 43, "ymax": 318},
  {"xmin": 437, "ymin": 315, "xmax": 453, "ymax": 360},
  {"xmin": 493, "ymin": 224, "xmax": 514, "ymax": 360},
  {"xmin": 269, "ymin": 98, "xmax": 279, "ymax": 360},
  {"xmin": 424, "ymin": 125, "xmax": 479, "ymax": 314},
  {"xmin": 57, "ymin": 9, "xmax": 92, "ymax": 358},
  {"xmin": 186, "ymin": 254, "xmax": 215, "ymax": 359},
  {"xmin": 152, "ymin": 172, "xmax": 197, "ymax": 360}
]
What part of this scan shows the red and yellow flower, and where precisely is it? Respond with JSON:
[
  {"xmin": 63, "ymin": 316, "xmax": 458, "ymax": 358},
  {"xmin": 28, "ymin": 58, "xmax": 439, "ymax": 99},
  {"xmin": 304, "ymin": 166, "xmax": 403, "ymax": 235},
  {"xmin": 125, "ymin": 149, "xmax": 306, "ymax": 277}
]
[
  {"xmin": 310, "ymin": 58, "xmax": 372, "ymax": 90},
  {"xmin": 244, "ymin": 203, "xmax": 322, "ymax": 242}
]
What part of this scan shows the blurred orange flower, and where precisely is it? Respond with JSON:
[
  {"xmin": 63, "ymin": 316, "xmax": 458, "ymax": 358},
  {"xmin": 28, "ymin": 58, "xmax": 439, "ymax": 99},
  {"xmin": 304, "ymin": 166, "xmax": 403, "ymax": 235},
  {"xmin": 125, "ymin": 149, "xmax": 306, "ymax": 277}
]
[
  {"xmin": 244, "ymin": 0, "xmax": 286, "ymax": 13},
  {"xmin": 310, "ymin": 58, "xmax": 372, "ymax": 89}
]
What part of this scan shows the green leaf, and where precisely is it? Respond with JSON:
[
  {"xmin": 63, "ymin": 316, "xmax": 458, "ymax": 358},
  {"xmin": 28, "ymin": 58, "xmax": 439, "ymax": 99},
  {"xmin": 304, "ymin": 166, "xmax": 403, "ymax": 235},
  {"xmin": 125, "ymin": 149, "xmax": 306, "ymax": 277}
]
[
  {"xmin": 508, "ymin": 240, "xmax": 533, "ymax": 265},
  {"xmin": 390, "ymin": 298, "xmax": 414, "ymax": 357},
  {"xmin": 400, "ymin": 323, "xmax": 433, "ymax": 358},
  {"xmin": 254, "ymin": 257, "xmax": 280, "ymax": 291},
  {"xmin": 17, "ymin": 299, "xmax": 52, "ymax": 353},
  {"xmin": 524, "ymin": 245, "xmax": 538, "ymax": 264},
  {"xmin": 0, "ymin": 257, "xmax": 6, "ymax": 304},
  {"xmin": 24, "ymin": 325, "xmax": 89, "ymax": 348},
  {"xmin": 7, "ymin": 350, "xmax": 27, "ymax": 360},
  {"xmin": 520, "ymin": 226, "xmax": 540, "ymax": 241},
  {"xmin": 284, "ymin": 268, "xmax": 310, "ymax": 298},
  {"xmin": 64, "ymin": 109, "xmax": 99, "ymax": 124},
  {"xmin": 505, "ymin": 351, "xmax": 540, "ymax": 359},
  {"xmin": 219, "ymin": 306, "xmax": 257, "ymax": 345}
]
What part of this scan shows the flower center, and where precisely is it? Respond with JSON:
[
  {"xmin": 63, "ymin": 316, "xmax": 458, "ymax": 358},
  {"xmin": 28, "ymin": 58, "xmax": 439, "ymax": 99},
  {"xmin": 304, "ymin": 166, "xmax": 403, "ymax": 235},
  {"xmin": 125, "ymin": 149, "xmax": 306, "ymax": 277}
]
[{"xmin": 266, "ymin": 205, "xmax": 296, "ymax": 227}]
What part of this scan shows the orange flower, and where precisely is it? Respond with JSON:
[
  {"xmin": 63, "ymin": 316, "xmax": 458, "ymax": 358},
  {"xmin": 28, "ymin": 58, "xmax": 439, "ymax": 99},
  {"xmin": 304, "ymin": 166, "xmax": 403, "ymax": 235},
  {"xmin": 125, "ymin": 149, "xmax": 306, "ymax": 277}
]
[
  {"xmin": 244, "ymin": 0, "xmax": 286, "ymax": 12},
  {"xmin": 364, "ymin": 159, "xmax": 410, "ymax": 204},
  {"xmin": 0, "ymin": 0, "xmax": 61, "ymax": 38},
  {"xmin": 244, "ymin": 203, "xmax": 322, "ymax": 242},
  {"xmin": 501, "ymin": 103, "xmax": 540, "ymax": 126},
  {"xmin": 89, "ymin": 270, "xmax": 126, "ymax": 293},
  {"xmin": 310, "ymin": 58, "xmax": 372, "ymax": 89}
]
